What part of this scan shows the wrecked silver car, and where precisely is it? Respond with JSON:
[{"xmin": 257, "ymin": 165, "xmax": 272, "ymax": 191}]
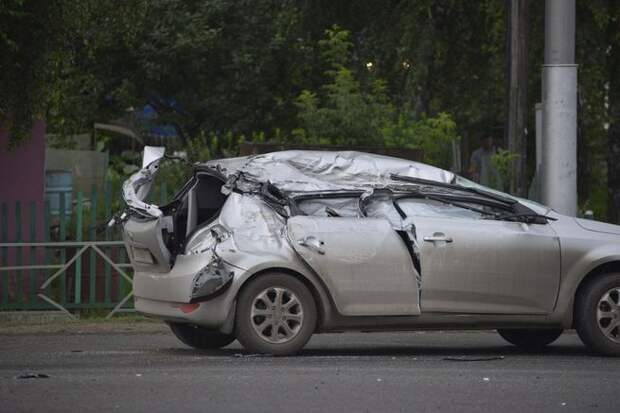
[{"xmin": 121, "ymin": 147, "xmax": 620, "ymax": 356}]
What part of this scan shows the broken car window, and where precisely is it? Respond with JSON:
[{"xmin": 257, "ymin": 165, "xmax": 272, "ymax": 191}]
[
  {"xmin": 396, "ymin": 198, "xmax": 483, "ymax": 220},
  {"xmin": 296, "ymin": 197, "xmax": 361, "ymax": 218}
]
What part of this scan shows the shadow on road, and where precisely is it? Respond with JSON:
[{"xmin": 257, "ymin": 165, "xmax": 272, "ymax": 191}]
[{"xmin": 158, "ymin": 343, "xmax": 592, "ymax": 358}]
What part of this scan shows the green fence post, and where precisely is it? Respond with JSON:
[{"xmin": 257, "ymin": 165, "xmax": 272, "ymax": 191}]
[
  {"xmin": 111, "ymin": 182, "xmax": 129, "ymax": 308},
  {"xmin": 1, "ymin": 203, "xmax": 8, "ymax": 306},
  {"xmin": 89, "ymin": 184, "xmax": 97, "ymax": 304},
  {"xmin": 117, "ymin": 186, "xmax": 126, "ymax": 304},
  {"xmin": 118, "ymin": 244, "xmax": 128, "ymax": 307},
  {"xmin": 15, "ymin": 201, "xmax": 23, "ymax": 304},
  {"xmin": 43, "ymin": 201, "xmax": 51, "ymax": 302},
  {"xmin": 104, "ymin": 183, "xmax": 112, "ymax": 305},
  {"xmin": 75, "ymin": 192, "xmax": 83, "ymax": 305},
  {"xmin": 29, "ymin": 201, "xmax": 36, "ymax": 305},
  {"xmin": 59, "ymin": 194, "xmax": 67, "ymax": 305}
]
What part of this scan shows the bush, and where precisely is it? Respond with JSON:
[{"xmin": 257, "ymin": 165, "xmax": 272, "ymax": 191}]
[{"xmin": 293, "ymin": 25, "xmax": 459, "ymax": 170}]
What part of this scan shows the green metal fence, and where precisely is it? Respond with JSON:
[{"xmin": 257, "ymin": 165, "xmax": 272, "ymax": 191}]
[{"xmin": 0, "ymin": 182, "xmax": 158, "ymax": 317}]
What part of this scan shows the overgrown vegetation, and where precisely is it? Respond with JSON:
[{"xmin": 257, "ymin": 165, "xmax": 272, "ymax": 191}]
[
  {"xmin": 491, "ymin": 149, "xmax": 519, "ymax": 194},
  {"xmin": 2, "ymin": 1, "xmax": 620, "ymax": 219},
  {"xmin": 294, "ymin": 26, "xmax": 459, "ymax": 169}
]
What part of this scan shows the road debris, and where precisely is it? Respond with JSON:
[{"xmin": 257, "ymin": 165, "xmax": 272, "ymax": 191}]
[
  {"xmin": 443, "ymin": 356, "xmax": 505, "ymax": 362},
  {"xmin": 16, "ymin": 373, "xmax": 49, "ymax": 379},
  {"xmin": 232, "ymin": 353, "xmax": 265, "ymax": 358}
]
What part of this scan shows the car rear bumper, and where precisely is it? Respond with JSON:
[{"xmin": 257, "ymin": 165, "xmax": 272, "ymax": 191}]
[
  {"xmin": 134, "ymin": 293, "xmax": 234, "ymax": 328},
  {"xmin": 132, "ymin": 251, "xmax": 239, "ymax": 328}
]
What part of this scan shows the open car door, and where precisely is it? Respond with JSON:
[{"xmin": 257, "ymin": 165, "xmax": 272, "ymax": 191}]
[{"xmin": 287, "ymin": 216, "xmax": 420, "ymax": 316}]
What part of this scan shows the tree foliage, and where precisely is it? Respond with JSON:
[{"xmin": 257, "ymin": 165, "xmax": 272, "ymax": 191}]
[
  {"xmin": 294, "ymin": 26, "xmax": 458, "ymax": 169},
  {"xmin": 1, "ymin": 0, "xmax": 620, "ymax": 219},
  {"xmin": 0, "ymin": 1, "xmax": 147, "ymax": 147}
]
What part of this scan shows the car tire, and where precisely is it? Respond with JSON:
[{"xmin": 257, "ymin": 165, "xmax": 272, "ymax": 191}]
[
  {"xmin": 168, "ymin": 322, "xmax": 236, "ymax": 349},
  {"xmin": 575, "ymin": 272, "xmax": 620, "ymax": 356},
  {"xmin": 497, "ymin": 328, "xmax": 563, "ymax": 350},
  {"xmin": 235, "ymin": 272, "xmax": 317, "ymax": 356}
]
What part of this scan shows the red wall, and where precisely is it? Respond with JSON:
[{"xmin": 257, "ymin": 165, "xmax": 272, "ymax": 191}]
[
  {"xmin": 0, "ymin": 121, "xmax": 45, "ymax": 238},
  {"xmin": 0, "ymin": 120, "xmax": 46, "ymax": 212},
  {"xmin": 0, "ymin": 120, "xmax": 46, "ymax": 302}
]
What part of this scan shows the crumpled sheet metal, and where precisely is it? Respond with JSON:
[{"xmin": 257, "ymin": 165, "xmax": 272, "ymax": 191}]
[
  {"xmin": 190, "ymin": 256, "xmax": 234, "ymax": 299},
  {"xmin": 184, "ymin": 193, "xmax": 295, "ymax": 300},
  {"xmin": 218, "ymin": 193, "xmax": 288, "ymax": 255},
  {"xmin": 185, "ymin": 192, "xmax": 289, "ymax": 257},
  {"xmin": 206, "ymin": 150, "xmax": 455, "ymax": 193},
  {"xmin": 122, "ymin": 161, "xmax": 164, "ymax": 217}
]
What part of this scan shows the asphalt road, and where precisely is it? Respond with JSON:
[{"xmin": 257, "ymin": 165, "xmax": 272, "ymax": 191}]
[{"xmin": 1, "ymin": 327, "xmax": 618, "ymax": 413}]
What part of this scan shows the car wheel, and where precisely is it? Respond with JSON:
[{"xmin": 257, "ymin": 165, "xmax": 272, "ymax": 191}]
[
  {"xmin": 168, "ymin": 322, "xmax": 236, "ymax": 349},
  {"xmin": 235, "ymin": 272, "xmax": 317, "ymax": 356},
  {"xmin": 497, "ymin": 328, "xmax": 563, "ymax": 350},
  {"xmin": 575, "ymin": 273, "xmax": 620, "ymax": 356}
]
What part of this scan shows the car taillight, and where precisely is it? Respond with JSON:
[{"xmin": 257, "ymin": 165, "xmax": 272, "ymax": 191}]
[{"xmin": 180, "ymin": 303, "xmax": 200, "ymax": 313}]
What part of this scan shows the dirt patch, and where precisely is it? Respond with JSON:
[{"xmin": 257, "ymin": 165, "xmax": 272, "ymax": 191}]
[{"xmin": 0, "ymin": 316, "xmax": 169, "ymax": 335}]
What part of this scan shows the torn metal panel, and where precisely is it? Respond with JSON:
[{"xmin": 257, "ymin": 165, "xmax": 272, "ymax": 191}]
[
  {"xmin": 363, "ymin": 194, "xmax": 403, "ymax": 229},
  {"xmin": 190, "ymin": 256, "xmax": 234, "ymax": 300},
  {"xmin": 181, "ymin": 192, "xmax": 303, "ymax": 302},
  {"xmin": 120, "ymin": 146, "xmax": 170, "ymax": 219},
  {"xmin": 217, "ymin": 193, "xmax": 288, "ymax": 255}
]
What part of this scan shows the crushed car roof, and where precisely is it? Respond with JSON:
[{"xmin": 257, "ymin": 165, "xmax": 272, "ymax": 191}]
[{"xmin": 204, "ymin": 150, "xmax": 456, "ymax": 193}]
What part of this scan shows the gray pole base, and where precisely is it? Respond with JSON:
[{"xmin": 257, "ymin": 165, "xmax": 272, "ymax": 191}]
[{"xmin": 541, "ymin": 64, "xmax": 578, "ymax": 216}]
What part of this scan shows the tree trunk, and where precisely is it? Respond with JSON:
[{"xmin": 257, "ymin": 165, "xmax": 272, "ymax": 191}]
[
  {"xmin": 413, "ymin": 4, "xmax": 436, "ymax": 118},
  {"xmin": 506, "ymin": 0, "xmax": 529, "ymax": 196},
  {"xmin": 607, "ymin": 2, "xmax": 620, "ymax": 223}
]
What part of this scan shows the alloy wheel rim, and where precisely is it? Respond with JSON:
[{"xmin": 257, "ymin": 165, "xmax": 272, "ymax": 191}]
[
  {"xmin": 250, "ymin": 287, "xmax": 304, "ymax": 344},
  {"xmin": 596, "ymin": 287, "xmax": 620, "ymax": 344}
]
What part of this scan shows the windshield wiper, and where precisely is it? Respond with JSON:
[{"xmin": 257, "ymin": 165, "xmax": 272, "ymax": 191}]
[
  {"xmin": 390, "ymin": 174, "xmax": 517, "ymax": 206},
  {"xmin": 491, "ymin": 212, "xmax": 557, "ymax": 223}
]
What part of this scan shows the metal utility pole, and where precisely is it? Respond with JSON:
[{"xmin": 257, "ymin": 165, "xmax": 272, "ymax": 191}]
[
  {"xmin": 541, "ymin": 0, "xmax": 577, "ymax": 216},
  {"xmin": 528, "ymin": 102, "xmax": 543, "ymax": 201}
]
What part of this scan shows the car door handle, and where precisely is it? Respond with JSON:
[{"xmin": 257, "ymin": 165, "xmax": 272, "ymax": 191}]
[
  {"xmin": 423, "ymin": 234, "xmax": 453, "ymax": 243},
  {"xmin": 297, "ymin": 236, "xmax": 325, "ymax": 255}
]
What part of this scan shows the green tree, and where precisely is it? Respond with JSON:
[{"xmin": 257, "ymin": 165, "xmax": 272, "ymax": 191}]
[
  {"xmin": 1, "ymin": 0, "xmax": 65, "ymax": 146},
  {"xmin": 0, "ymin": 1, "xmax": 147, "ymax": 147},
  {"xmin": 294, "ymin": 26, "xmax": 459, "ymax": 169},
  {"xmin": 2, "ymin": 0, "xmax": 619, "ymax": 223}
]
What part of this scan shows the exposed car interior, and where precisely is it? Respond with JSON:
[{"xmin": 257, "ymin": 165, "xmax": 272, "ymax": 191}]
[{"xmin": 161, "ymin": 171, "xmax": 227, "ymax": 255}]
